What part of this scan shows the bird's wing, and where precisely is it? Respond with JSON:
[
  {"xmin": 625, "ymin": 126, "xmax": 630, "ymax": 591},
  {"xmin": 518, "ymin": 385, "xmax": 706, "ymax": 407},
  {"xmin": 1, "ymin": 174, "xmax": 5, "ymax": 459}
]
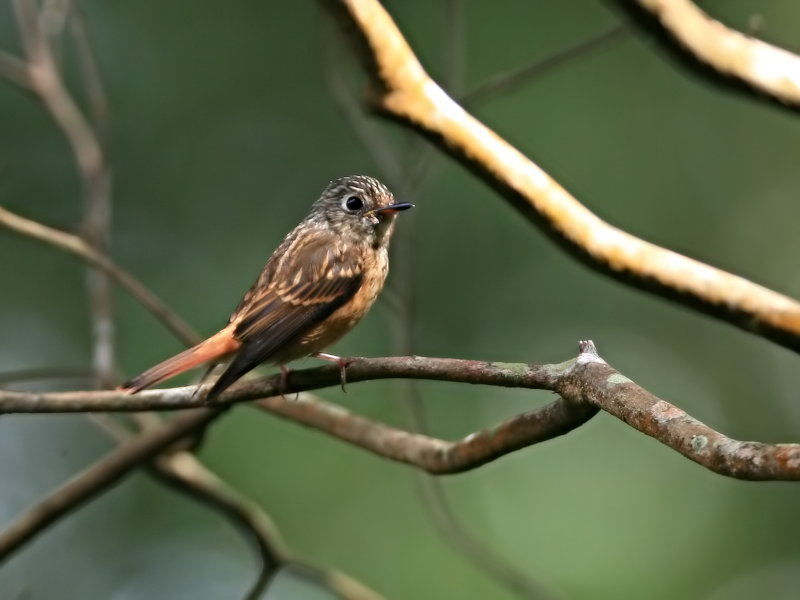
[{"xmin": 207, "ymin": 232, "xmax": 363, "ymax": 398}]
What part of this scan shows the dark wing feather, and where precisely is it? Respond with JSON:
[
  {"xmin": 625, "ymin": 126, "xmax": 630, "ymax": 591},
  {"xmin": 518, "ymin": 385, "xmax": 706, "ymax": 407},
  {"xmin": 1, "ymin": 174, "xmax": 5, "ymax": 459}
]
[{"xmin": 206, "ymin": 234, "xmax": 362, "ymax": 400}]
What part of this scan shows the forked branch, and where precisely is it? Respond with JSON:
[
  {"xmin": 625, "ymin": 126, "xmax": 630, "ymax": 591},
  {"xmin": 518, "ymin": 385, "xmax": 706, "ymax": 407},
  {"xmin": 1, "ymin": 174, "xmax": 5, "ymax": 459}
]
[{"xmin": 2, "ymin": 342, "xmax": 799, "ymax": 480}]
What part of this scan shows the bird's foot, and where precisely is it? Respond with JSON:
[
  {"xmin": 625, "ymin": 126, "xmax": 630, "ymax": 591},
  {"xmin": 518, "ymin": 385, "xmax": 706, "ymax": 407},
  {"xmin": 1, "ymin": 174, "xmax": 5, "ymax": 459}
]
[
  {"xmin": 278, "ymin": 364, "xmax": 299, "ymax": 401},
  {"xmin": 313, "ymin": 352, "xmax": 353, "ymax": 393}
]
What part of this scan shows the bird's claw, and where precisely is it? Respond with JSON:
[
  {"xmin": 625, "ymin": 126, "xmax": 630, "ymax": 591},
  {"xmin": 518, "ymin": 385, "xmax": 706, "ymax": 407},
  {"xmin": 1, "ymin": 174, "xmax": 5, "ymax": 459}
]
[{"xmin": 313, "ymin": 352, "xmax": 353, "ymax": 393}]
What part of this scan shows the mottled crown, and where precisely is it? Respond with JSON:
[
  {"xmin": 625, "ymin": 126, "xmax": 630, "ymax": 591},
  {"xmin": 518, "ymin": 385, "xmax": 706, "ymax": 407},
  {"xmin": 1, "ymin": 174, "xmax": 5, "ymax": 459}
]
[
  {"xmin": 314, "ymin": 175, "xmax": 394, "ymax": 211},
  {"xmin": 308, "ymin": 175, "xmax": 400, "ymax": 243}
]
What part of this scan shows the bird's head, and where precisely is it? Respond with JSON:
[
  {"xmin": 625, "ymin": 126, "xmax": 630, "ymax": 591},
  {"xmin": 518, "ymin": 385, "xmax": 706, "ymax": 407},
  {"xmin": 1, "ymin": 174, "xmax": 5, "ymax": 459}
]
[{"xmin": 311, "ymin": 175, "xmax": 413, "ymax": 245}]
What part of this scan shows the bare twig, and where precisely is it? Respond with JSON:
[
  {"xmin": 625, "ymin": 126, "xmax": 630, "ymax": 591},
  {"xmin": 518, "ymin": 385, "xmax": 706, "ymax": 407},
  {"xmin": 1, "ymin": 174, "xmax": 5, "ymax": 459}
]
[
  {"xmin": 462, "ymin": 24, "xmax": 627, "ymax": 106},
  {"xmin": 11, "ymin": 0, "xmax": 102, "ymax": 194},
  {"xmin": 0, "ymin": 407, "xmax": 224, "ymax": 561},
  {"xmin": 0, "ymin": 366, "xmax": 94, "ymax": 386},
  {"xmin": 443, "ymin": 0, "xmax": 465, "ymax": 94},
  {"xmin": 417, "ymin": 480, "xmax": 559, "ymax": 598},
  {"xmin": 67, "ymin": 1, "xmax": 109, "ymax": 144},
  {"xmin": 0, "ymin": 51, "xmax": 33, "ymax": 90},
  {"xmin": 153, "ymin": 452, "xmax": 384, "ymax": 600},
  {"xmin": 327, "ymin": 0, "xmax": 800, "ymax": 352},
  {"xmin": 0, "ymin": 206, "xmax": 200, "ymax": 345},
  {"xmin": 73, "ymin": 398, "xmax": 380, "ymax": 599},
  {"xmin": 11, "ymin": 0, "xmax": 116, "ymax": 385}
]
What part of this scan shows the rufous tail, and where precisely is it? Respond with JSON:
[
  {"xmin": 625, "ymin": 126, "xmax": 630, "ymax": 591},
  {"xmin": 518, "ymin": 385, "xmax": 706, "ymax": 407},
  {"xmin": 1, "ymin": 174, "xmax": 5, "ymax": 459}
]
[{"xmin": 118, "ymin": 326, "xmax": 240, "ymax": 393}]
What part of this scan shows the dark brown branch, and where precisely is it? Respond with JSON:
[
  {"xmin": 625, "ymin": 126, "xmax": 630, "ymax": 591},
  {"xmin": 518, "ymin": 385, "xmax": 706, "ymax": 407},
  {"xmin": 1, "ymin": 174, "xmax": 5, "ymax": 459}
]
[
  {"xmin": 0, "ymin": 355, "xmax": 569, "ymax": 413},
  {"xmin": 4, "ymin": 345, "xmax": 798, "ymax": 480},
  {"xmin": 0, "ymin": 408, "xmax": 224, "ymax": 562},
  {"xmin": 254, "ymin": 391, "xmax": 595, "ymax": 475}
]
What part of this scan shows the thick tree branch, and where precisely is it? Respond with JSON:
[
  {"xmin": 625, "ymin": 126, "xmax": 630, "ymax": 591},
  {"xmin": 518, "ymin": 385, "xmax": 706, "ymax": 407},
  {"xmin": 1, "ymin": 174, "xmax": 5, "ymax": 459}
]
[
  {"xmin": 3, "ymin": 345, "xmax": 799, "ymax": 480},
  {"xmin": 326, "ymin": 0, "xmax": 800, "ymax": 352},
  {"xmin": 0, "ymin": 355, "xmax": 572, "ymax": 413},
  {"xmin": 633, "ymin": 0, "xmax": 800, "ymax": 107}
]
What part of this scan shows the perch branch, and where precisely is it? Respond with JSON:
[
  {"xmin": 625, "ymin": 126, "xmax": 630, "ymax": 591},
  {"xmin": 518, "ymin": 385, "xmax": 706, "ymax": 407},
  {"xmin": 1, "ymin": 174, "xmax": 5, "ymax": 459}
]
[
  {"xmin": 3, "ymin": 344, "xmax": 799, "ymax": 480},
  {"xmin": 327, "ymin": 0, "xmax": 800, "ymax": 352}
]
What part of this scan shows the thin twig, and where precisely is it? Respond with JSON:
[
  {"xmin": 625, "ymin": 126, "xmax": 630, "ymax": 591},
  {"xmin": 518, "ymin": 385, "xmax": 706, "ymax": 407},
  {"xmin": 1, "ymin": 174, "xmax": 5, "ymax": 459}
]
[
  {"xmin": 0, "ymin": 51, "xmax": 33, "ymax": 90},
  {"xmin": 79, "ymin": 398, "xmax": 379, "ymax": 599},
  {"xmin": 443, "ymin": 0, "xmax": 465, "ymax": 94},
  {"xmin": 462, "ymin": 24, "xmax": 627, "ymax": 106},
  {"xmin": 152, "ymin": 452, "xmax": 384, "ymax": 600},
  {"xmin": 67, "ymin": 1, "xmax": 109, "ymax": 145},
  {"xmin": 0, "ymin": 366, "xmax": 95, "ymax": 386},
  {"xmin": 12, "ymin": 0, "xmax": 116, "ymax": 385},
  {"xmin": 0, "ymin": 205, "xmax": 200, "ymax": 345},
  {"xmin": 153, "ymin": 452, "xmax": 285, "ymax": 598},
  {"xmin": 0, "ymin": 407, "xmax": 224, "ymax": 561}
]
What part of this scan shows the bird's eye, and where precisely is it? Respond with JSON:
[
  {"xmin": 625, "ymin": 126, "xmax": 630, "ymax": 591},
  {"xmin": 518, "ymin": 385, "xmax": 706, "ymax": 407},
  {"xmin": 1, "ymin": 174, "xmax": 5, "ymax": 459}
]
[{"xmin": 343, "ymin": 195, "xmax": 364, "ymax": 212}]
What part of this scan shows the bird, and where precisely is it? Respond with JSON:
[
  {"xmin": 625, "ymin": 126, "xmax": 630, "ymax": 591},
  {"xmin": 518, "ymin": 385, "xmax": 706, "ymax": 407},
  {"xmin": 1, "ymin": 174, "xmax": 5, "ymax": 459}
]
[{"xmin": 119, "ymin": 175, "xmax": 412, "ymax": 402}]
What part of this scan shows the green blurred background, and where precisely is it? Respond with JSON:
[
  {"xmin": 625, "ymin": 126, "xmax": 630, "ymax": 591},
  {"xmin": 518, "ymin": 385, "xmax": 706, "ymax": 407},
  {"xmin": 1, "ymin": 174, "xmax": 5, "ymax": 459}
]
[{"xmin": 2, "ymin": 1, "xmax": 800, "ymax": 598}]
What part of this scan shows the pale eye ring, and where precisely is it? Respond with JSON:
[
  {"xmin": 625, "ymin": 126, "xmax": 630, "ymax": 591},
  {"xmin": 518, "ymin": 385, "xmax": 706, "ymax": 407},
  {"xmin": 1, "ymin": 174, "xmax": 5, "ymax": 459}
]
[{"xmin": 343, "ymin": 195, "xmax": 364, "ymax": 211}]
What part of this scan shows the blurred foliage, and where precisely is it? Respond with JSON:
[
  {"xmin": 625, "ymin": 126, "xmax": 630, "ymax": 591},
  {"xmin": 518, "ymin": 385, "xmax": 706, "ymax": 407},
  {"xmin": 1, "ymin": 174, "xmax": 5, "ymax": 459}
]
[{"xmin": 2, "ymin": 1, "xmax": 800, "ymax": 599}]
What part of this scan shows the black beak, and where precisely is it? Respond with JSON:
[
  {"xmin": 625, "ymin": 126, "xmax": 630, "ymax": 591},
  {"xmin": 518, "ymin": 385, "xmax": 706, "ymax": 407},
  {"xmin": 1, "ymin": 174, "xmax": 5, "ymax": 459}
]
[{"xmin": 372, "ymin": 202, "xmax": 414, "ymax": 215}]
